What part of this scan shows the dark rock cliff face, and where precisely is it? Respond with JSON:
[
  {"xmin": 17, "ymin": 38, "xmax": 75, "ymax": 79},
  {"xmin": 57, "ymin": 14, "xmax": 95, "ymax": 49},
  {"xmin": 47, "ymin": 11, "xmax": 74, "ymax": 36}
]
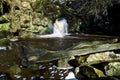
[
  {"xmin": 107, "ymin": 3, "xmax": 120, "ymax": 36},
  {"xmin": 79, "ymin": 2, "xmax": 120, "ymax": 36}
]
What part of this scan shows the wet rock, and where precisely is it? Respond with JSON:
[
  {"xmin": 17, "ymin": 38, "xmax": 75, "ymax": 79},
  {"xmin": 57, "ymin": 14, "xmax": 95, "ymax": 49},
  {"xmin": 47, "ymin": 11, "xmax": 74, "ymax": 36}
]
[
  {"xmin": 86, "ymin": 51, "xmax": 120, "ymax": 64},
  {"xmin": 57, "ymin": 57, "xmax": 74, "ymax": 69},
  {"xmin": 105, "ymin": 62, "xmax": 120, "ymax": 77},
  {"xmin": 75, "ymin": 65, "xmax": 105, "ymax": 79},
  {"xmin": 7, "ymin": 64, "xmax": 22, "ymax": 78},
  {"xmin": 28, "ymin": 56, "xmax": 39, "ymax": 62}
]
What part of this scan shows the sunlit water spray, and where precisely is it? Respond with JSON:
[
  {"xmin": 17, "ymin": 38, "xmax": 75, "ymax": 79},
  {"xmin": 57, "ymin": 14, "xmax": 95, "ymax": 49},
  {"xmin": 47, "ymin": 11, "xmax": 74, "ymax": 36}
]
[{"xmin": 40, "ymin": 18, "xmax": 70, "ymax": 38}]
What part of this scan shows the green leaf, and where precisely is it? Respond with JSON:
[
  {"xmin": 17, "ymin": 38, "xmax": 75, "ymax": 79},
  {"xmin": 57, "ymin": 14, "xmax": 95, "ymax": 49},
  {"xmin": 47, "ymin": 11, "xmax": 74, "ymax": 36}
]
[{"xmin": 0, "ymin": 23, "xmax": 10, "ymax": 31}]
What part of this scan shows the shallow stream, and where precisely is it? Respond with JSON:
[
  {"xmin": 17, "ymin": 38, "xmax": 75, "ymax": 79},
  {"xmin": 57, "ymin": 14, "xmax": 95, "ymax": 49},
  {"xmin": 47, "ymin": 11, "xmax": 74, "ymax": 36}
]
[{"xmin": 0, "ymin": 34, "xmax": 117, "ymax": 80}]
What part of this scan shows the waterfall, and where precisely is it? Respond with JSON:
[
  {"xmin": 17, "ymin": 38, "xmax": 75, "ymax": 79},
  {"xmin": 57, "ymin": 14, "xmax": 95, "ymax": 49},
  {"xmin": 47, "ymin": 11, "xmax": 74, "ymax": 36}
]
[
  {"xmin": 39, "ymin": 18, "xmax": 70, "ymax": 38},
  {"xmin": 53, "ymin": 18, "xmax": 68, "ymax": 37}
]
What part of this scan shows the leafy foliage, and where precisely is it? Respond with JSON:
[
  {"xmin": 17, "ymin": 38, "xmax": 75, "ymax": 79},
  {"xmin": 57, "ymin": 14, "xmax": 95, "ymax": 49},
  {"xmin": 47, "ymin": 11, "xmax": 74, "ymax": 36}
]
[
  {"xmin": 0, "ymin": 0, "xmax": 119, "ymax": 35},
  {"xmin": 0, "ymin": 23, "xmax": 10, "ymax": 31},
  {"xmin": 30, "ymin": 0, "xmax": 62, "ymax": 20}
]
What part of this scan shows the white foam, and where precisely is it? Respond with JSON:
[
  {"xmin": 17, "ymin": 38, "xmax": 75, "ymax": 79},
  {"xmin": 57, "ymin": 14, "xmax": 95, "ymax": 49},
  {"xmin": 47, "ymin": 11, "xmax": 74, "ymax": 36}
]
[
  {"xmin": 0, "ymin": 46, "xmax": 7, "ymax": 50},
  {"xmin": 65, "ymin": 71, "xmax": 78, "ymax": 80},
  {"xmin": 39, "ymin": 18, "xmax": 70, "ymax": 38}
]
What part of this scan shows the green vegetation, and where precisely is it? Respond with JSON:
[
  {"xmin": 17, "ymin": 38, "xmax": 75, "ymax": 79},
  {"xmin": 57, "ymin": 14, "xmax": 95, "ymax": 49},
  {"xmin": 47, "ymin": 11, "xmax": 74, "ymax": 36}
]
[
  {"xmin": 0, "ymin": 0, "xmax": 119, "ymax": 36},
  {"xmin": 0, "ymin": 23, "xmax": 10, "ymax": 31}
]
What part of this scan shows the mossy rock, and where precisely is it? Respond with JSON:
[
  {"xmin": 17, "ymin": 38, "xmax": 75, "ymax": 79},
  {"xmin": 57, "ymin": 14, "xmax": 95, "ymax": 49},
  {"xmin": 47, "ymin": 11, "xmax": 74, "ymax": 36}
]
[
  {"xmin": 105, "ymin": 62, "xmax": 120, "ymax": 77},
  {"xmin": 0, "ymin": 38, "xmax": 10, "ymax": 46},
  {"xmin": 76, "ymin": 65, "xmax": 105, "ymax": 79}
]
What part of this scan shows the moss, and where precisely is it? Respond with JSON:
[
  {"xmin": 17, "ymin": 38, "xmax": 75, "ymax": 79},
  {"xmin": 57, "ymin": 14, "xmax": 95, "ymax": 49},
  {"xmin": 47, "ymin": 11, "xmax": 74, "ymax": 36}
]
[
  {"xmin": 0, "ymin": 38, "xmax": 10, "ymax": 46},
  {"xmin": 0, "ymin": 0, "xmax": 119, "ymax": 36},
  {"xmin": 0, "ymin": 23, "xmax": 10, "ymax": 31}
]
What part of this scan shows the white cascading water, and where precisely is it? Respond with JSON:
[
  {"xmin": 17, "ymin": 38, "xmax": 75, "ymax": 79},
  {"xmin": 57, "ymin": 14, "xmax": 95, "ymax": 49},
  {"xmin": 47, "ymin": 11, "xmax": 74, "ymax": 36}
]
[
  {"xmin": 65, "ymin": 71, "xmax": 78, "ymax": 80},
  {"xmin": 39, "ymin": 18, "xmax": 69, "ymax": 38}
]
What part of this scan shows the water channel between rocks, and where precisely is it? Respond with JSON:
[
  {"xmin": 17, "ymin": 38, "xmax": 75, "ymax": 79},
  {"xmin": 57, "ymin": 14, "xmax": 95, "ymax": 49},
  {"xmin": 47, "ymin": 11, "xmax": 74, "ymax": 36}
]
[{"xmin": 0, "ymin": 34, "xmax": 118, "ymax": 80}]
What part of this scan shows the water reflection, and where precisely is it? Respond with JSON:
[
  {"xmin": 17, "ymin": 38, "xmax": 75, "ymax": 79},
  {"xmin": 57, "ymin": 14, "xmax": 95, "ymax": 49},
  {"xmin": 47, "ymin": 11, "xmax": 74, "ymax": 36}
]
[
  {"xmin": 18, "ymin": 37, "xmax": 82, "ymax": 51},
  {"xmin": 0, "ymin": 34, "xmax": 117, "ymax": 79}
]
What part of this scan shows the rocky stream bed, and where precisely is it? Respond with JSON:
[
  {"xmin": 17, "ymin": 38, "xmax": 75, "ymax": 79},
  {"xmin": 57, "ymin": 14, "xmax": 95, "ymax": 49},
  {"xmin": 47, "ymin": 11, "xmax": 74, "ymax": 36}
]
[{"xmin": 0, "ymin": 34, "xmax": 120, "ymax": 80}]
